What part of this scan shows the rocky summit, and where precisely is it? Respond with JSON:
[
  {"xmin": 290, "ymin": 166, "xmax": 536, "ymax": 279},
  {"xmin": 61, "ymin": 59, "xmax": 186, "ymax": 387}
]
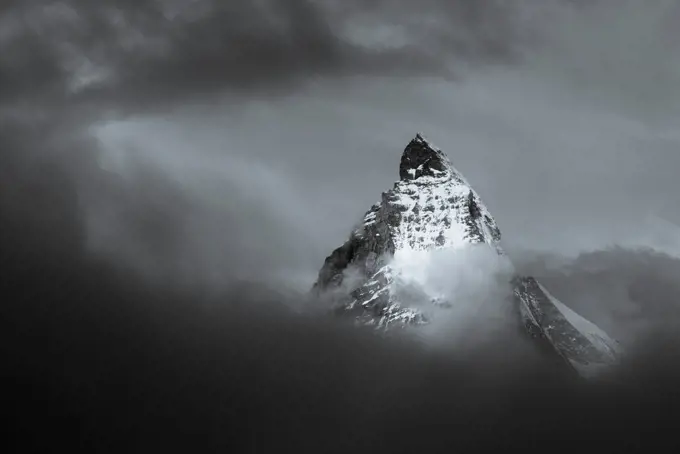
[{"xmin": 312, "ymin": 133, "xmax": 623, "ymax": 378}]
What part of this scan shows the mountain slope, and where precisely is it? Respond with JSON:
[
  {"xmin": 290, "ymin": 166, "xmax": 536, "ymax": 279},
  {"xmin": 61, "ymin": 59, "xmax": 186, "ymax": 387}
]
[
  {"xmin": 514, "ymin": 276, "xmax": 623, "ymax": 378},
  {"xmin": 312, "ymin": 133, "xmax": 622, "ymax": 376},
  {"xmin": 313, "ymin": 134, "xmax": 502, "ymax": 327}
]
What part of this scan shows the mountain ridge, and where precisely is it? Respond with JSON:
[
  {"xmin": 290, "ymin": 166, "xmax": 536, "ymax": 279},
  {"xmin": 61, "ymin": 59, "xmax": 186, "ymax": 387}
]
[{"xmin": 312, "ymin": 133, "xmax": 622, "ymax": 377}]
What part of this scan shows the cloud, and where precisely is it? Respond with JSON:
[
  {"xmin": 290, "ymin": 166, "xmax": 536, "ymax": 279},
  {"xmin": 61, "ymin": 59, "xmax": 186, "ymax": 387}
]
[
  {"xmin": 3, "ymin": 0, "xmax": 679, "ymax": 120},
  {"xmin": 0, "ymin": 0, "xmax": 440, "ymax": 113},
  {"xmin": 1, "ymin": 0, "xmax": 585, "ymax": 115},
  {"xmin": 2, "ymin": 2, "xmax": 680, "ymax": 450},
  {"xmin": 514, "ymin": 247, "xmax": 680, "ymax": 346},
  {"xmin": 4, "ymin": 202, "xmax": 680, "ymax": 450}
]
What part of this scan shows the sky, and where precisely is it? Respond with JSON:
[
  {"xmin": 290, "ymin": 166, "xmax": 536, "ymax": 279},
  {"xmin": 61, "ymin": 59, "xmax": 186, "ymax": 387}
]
[{"xmin": 3, "ymin": 0, "xmax": 680, "ymax": 451}]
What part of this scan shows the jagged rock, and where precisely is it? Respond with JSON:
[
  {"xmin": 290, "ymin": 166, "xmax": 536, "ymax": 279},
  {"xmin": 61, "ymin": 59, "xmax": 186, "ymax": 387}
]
[{"xmin": 312, "ymin": 133, "xmax": 622, "ymax": 377}]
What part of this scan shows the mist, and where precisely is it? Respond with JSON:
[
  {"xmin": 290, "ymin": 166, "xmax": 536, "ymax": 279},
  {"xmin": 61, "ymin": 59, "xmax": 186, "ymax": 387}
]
[{"xmin": 3, "ymin": 0, "xmax": 680, "ymax": 451}]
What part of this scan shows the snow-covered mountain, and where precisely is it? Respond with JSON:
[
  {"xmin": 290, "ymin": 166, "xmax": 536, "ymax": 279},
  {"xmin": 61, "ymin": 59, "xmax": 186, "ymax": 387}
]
[{"xmin": 312, "ymin": 133, "xmax": 622, "ymax": 377}]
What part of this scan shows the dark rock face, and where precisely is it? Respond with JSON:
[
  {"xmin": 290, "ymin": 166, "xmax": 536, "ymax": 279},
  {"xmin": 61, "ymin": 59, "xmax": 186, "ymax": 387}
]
[
  {"xmin": 312, "ymin": 133, "xmax": 622, "ymax": 377},
  {"xmin": 399, "ymin": 134, "xmax": 451, "ymax": 180},
  {"xmin": 314, "ymin": 240, "xmax": 357, "ymax": 290}
]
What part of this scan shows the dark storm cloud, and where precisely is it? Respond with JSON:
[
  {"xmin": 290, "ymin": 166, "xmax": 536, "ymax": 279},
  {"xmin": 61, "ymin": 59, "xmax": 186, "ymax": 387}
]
[
  {"xmin": 5, "ymin": 191, "xmax": 680, "ymax": 451},
  {"xmin": 83, "ymin": 0, "xmax": 362, "ymax": 108},
  {"xmin": 5, "ymin": 0, "xmax": 668, "ymax": 116},
  {"xmin": 0, "ymin": 0, "xmax": 549, "ymax": 113},
  {"xmin": 0, "ymin": 0, "xmax": 380, "ymax": 110}
]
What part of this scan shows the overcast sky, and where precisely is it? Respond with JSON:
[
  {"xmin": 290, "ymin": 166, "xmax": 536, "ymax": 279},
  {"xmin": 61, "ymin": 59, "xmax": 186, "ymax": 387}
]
[
  {"xmin": 4, "ymin": 1, "xmax": 680, "ymax": 449},
  {"xmin": 3, "ymin": 0, "xmax": 680, "ymax": 285}
]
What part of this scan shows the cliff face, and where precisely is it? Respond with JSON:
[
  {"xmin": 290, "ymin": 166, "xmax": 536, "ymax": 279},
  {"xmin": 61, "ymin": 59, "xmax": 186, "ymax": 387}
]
[
  {"xmin": 313, "ymin": 133, "xmax": 502, "ymax": 327},
  {"xmin": 313, "ymin": 133, "xmax": 622, "ymax": 377}
]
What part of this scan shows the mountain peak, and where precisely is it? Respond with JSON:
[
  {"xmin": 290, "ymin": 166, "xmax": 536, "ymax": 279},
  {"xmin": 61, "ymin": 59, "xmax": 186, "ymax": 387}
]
[
  {"xmin": 312, "ymin": 133, "xmax": 622, "ymax": 378},
  {"xmin": 399, "ymin": 133, "xmax": 453, "ymax": 181}
]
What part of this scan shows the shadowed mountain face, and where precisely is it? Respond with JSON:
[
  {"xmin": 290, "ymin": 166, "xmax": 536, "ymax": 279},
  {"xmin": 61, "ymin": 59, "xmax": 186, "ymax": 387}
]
[{"xmin": 313, "ymin": 133, "xmax": 622, "ymax": 377}]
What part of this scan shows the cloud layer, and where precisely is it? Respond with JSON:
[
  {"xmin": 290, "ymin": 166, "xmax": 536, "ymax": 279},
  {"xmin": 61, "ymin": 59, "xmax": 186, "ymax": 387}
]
[
  {"xmin": 3, "ymin": 2, "xmax": 680, "ymax": 450},
  {"xmin": 4, "ymin": 210, "xmax": 680, "ymax": 451}
]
